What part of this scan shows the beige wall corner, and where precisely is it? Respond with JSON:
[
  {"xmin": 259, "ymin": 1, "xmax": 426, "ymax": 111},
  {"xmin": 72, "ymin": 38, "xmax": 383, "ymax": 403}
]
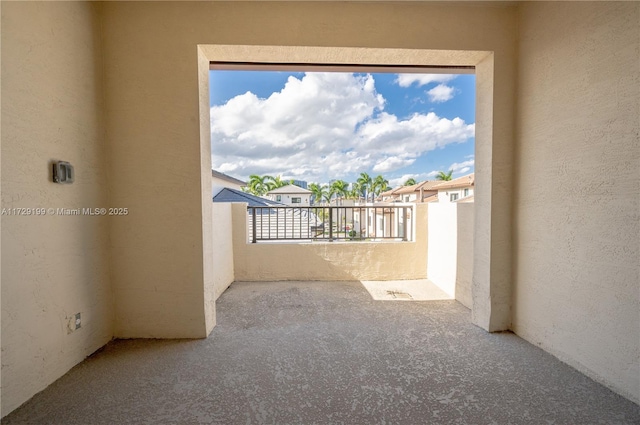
[
  {"xmin": 102, "ymin": 4, "xmax": 209, "ymax": 339},
  {"xmin": 427, "ymin": 203, "xmax": 459, "ymax": 297},
  {"xmin": 513, "ymin": 1, "xmax": 640, "ymax": 404},
  {"xmin": 210, "ymin": 203, "xmax": 235, "ymax": 323},
  {"xmin": 472, "ymin": 52, "xmax": 515, "ymax": 332},
  {"xmin": 199, "ymin": 48, "xmax": 217, "ymax": 335},
  {"xmin": 455, "ymin": 204, "xmax": 474, "ymax": 309},
  {"xmin": 427, "ymin": 202, "xmax": 475, "ymax": 308},
  {"xmin": 1, "ymin": 2, "xmax": 113, "ymax": 415}
]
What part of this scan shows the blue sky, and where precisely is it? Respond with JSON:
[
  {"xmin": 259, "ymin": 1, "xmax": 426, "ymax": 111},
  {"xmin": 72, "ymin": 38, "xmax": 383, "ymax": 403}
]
[{"xmin": 210, "ymin": 70, "xmax": 475, "ymax": 187}]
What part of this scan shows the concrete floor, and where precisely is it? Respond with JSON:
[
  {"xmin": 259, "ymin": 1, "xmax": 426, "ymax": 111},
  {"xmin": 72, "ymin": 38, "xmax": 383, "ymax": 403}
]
[{"xmin": 4, "ymin": 280, "xmax": 639, "ymax": 424}]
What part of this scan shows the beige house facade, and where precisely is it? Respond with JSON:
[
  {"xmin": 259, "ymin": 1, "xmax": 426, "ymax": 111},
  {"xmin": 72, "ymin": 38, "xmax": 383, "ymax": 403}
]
[
  {"xmin": 1, "ymin": 0, "xmax": 638, "ymax": 416},
  {"xmin": 435, "ymin": 174, "xmax": 475, "ymax": 203}
]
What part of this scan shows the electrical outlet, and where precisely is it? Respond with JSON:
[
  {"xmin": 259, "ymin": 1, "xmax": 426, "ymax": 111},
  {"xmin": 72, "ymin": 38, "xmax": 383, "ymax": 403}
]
[{"xmin": 67, "ymin": 313, "xmax": 82, "ymax": 334}]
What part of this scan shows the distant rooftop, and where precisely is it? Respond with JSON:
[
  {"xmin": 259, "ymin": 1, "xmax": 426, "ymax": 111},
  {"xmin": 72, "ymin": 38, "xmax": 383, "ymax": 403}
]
[
  {"xmin": 213, "ymin": 188, "xmax": 284, "ymax": 207},
  {"xmin": 211, "ymin": 170, "xmax": 246, "ymax": 186},
  {"xmin": 433, "ymin": 173, "xmax": 475, "ymax": 190},
  {"xmin": 266, "ymin": 184, "xmax": 312, "ymax": 194}
]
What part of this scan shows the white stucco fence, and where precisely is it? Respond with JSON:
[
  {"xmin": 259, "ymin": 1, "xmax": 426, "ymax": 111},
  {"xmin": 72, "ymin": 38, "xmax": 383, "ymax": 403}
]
[{"xmin": 426, "ymin": 203, "xmax": 474, "ymax": 309}]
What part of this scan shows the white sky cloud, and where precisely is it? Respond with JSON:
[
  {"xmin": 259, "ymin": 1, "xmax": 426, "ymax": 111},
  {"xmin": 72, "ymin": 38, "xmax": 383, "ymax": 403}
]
[
  {"xmin": 427, "ymin": 84, "xmax": 456, "ymax": 103},
  {"xmin": 373, "ymin": 156, "xmax": 416, "ymax": 173},
  {"xmin": 388, "ymin": 172, "xmax": 435, "ymax": 188},
  {"xmin": 395, "ymin": 74, "xmax": 456, "ymax": 87},
  {"xmin": 211, "ymin": 72, "xmax": 474, "ymax": 183},
  {"xmin": 449, "ymin": 159, "xmax": 475, "ymax": 173}
]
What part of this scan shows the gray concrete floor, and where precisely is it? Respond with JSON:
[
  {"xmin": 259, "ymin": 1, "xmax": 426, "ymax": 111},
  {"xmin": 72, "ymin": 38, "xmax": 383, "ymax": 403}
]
[{"xmin": 4, "ymin": 280, "xmax": 639, "ymax": 424}]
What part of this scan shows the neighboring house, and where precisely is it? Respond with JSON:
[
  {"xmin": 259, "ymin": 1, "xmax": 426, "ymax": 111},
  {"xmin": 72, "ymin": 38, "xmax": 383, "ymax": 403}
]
[
  {"xmin": 266, "ymin": 184, "xmax": 312, "ymax": 206},
  {"xmin": 214, "ymin": 187, "xmax": 322, "ymax": 241},
  {"xmin": 380, "ymin": 181, "xmax": 441, "ymax": 203},
  {"xmin": 352, "ymin": 202, "xmax": 412, "ymax": 240},
  {"xmin": 212, "ymin": 170, "xmax": 246, "ymax": 197},
  {"xmin": 434, "ymin": 173, "xmax": 475, "ymax": 203}
]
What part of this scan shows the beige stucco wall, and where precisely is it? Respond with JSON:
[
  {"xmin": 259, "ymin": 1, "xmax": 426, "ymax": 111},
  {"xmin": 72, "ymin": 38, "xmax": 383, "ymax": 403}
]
[
  {"xmin": 426, "ymin": 202, "xmax": 474, "ymax": 308},
  {"xmin": 513, "ymin": 2, "xmax": 640, "ymax": 404},
  {"xmin": 2, "ymin": 0, "xmax": 636, "ymax": 414},
  {"xmin": 233, "ymin": 203, "xmax": 428, "ymax": 281},
  {"xmin": 211, "ymin": 202, "xmax": 235, "ymax": 301},
  {"xmin": 1, "ymin": 2, "xmax": 113, "ymax": 415},
  {"xmin": 427, "ymin": 204, "xmax": 458, "ymax": 296},
  {"xmin": 455, "ymin": 203, "xmax": 474, "ymax": 309},
  {"xmin": 102, "ymin": 3, "xmax": 212, "ymax": 339},
  {"xmin": 101, "ymin": 0, "xmax": 516, "ymax": 338}
]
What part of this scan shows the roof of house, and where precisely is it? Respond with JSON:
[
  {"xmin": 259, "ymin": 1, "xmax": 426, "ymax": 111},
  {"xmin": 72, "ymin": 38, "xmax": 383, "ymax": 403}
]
[
  {"xmin": 266, "ymin": 184, "xmax": 312, "ymax": 194},
  {"xmin": 213, "ymin": 188, "xmax": 284, "ymax": 207},
  {"xmin": 382, "ymin": 180, "xmax": 441, "ymax": 198},
  {"xmin": 433, "ymin": 173, "xmax": 475, "ymax": 190},
  {"xmin": 395, "ymin": 180, "xmax": 441, "ymax": 195},
  {"xmin": 211, "ymin": 170, "xmax": 246, "ymax": 186},
  {"xmin": 380, "ymin": 187, "xmax": 399, "ymax": 197}
]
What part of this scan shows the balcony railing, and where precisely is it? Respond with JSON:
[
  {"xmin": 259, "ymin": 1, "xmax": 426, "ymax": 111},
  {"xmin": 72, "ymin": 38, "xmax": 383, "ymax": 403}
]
[{"xmin": 247, "ymin": 205, "xmax": 414, "ymax": 243}]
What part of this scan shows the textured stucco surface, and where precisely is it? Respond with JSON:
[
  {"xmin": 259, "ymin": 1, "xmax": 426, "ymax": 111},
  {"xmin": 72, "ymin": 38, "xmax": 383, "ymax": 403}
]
[
  {"xmin": 211, "ymin": 202, "xmax": 234, "ymax": 301},
  {"xmin": 232, "ymin": 203, "xmax": 428, "ymax": 281},
  {"xmin": 4, "ymin": 0, "xmax": 637, "ymax": 417},
  {"xmin": 427, "ymin": 203, "xmax": 474, "ymax": 306},
  {"xmin": 1, "ymin": 2, "xmax": 113, "ymax": 415},
  {"xmin": 427, "ymin": 203, "xmax": 459, "ymax": 297},
  {"xmin": 455, "ymin": 203, "xmax": 474, "ymax": 309},
  {"xmin": 513, "ymin": 2, "xmax": 640, "ymax": 404},
  {"xmin": 4, "ymin": 281, "xmax": 639, "ymax": 424},
  {"xmin": 102, "ymin": 0, "xmax": 516, "ymax": 337}
]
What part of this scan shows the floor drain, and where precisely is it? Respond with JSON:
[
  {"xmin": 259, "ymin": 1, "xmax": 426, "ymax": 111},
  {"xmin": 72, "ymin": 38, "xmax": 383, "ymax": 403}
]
[{"xmin": 386, "ymin": 290, "xmax": 413, "ymax": 300}]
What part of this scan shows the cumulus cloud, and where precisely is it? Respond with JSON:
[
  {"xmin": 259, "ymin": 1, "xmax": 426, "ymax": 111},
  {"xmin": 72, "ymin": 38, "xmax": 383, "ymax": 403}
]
[
  {"xmin": 211, "ymin": 72, "xmax": 474, "ymax": 182},
  {"xmin": 373, "ymin": 156, "xmax": 416, "ymax": 173},
  {"xmin": 449, "ymin": 159, "xmax": 475, "ymax": 174},
  {"xmin": 395, "ymin": 74, "xmax": 456, "ymax": 87},
  {"xmin": 427, "ymin": 84, "xmax": 456, "ymax": 103},
  {"xmin": 388, "ymin": 173, "xmax": 435, "ymax": 188}
]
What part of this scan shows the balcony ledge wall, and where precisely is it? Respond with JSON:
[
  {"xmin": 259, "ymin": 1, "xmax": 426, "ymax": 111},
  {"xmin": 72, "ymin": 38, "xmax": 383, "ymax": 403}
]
[{"xmin": 231, "ymin": 203, "xmax": 428, "ymax": 282}]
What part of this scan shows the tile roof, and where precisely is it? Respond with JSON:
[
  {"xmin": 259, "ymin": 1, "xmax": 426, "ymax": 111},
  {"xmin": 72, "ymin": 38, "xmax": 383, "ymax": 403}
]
[
  {"xmin": 213, "ymin": 188, "xmax": 284, "ymax": 207},
  {"xmin": 433, "ymin": 173, "xmax": 475, "ymax": 190}
]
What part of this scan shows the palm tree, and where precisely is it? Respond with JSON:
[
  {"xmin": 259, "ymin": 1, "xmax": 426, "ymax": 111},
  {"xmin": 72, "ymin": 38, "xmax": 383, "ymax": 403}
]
[
  {"xmin": 265, "ymin": 175, "xmax": 292, "ymax": 191},
  {"xmin": 348, "ymin": 182, "xmax": 361, "ymax": 200},
  {"xmin": 356, "ymin": 172, "xmax": 372, "ymax": 202},
  {"xmin": 435, "ymin": 170, "xmax": 453, "ymax": 181},
  {"xmin": 404, "ymin": 177, "xmax": 417, "ymax": 186},
  {"xmin": 372, "ymin": 175, "xmax": 389, "ymax": 201},
  {"xmin": 330, "ymin": 180, "xmax": 349, "ymax": 205},
  {"xmin": 247, "ymin": 174, "xmax": 270, "ymax": 196},
  {"xmin": 309, "ymin": 183, "xmax": 328, "ymax": 205}
]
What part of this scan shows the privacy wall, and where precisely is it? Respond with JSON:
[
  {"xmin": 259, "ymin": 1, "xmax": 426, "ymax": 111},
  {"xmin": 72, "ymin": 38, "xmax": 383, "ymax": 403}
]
[
  {"xmin": 232, "ymin": 203, "xmax": 428, "ymax": 282},
  {"xmin": 513, "ymin": 2, "xmax": 640, "ymax": 404}
]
